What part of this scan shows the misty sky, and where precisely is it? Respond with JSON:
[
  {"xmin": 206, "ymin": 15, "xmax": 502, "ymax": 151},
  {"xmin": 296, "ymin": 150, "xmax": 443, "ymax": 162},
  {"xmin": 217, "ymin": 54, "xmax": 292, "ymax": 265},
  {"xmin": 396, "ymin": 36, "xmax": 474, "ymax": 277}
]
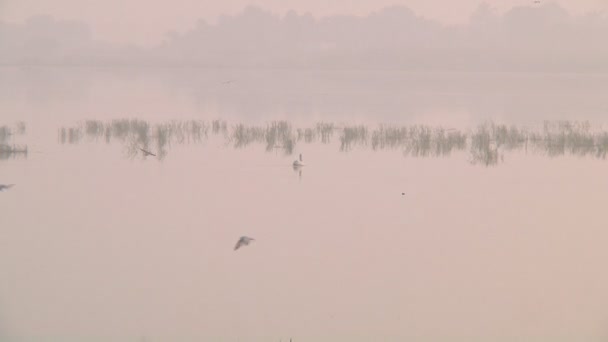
[{"xmin": 1, "ymin": 0, "xmax": 606, "ymax": 45}]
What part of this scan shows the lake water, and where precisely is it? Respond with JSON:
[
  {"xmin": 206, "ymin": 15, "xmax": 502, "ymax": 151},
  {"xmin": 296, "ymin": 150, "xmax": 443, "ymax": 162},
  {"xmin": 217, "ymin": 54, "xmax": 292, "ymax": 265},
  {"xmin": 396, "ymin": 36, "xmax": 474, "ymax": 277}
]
[{"xmin": 2, "ymin": 67, "xmax": 608, "ymax": 342}]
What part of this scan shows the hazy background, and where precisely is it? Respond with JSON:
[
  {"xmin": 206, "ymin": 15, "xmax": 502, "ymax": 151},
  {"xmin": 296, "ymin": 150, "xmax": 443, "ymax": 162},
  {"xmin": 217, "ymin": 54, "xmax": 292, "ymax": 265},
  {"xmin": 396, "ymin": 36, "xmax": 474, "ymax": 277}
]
[
  {"xmin": 3, "ymin": 1, "xmax": 608, "ymax": 342},
  {"xmin": 2, "ymin": 1, "xmax": 608, "ymax": 71},
  {"xmin": 1, "ymin": 0, "xmax": 606, "ymax": 45}
]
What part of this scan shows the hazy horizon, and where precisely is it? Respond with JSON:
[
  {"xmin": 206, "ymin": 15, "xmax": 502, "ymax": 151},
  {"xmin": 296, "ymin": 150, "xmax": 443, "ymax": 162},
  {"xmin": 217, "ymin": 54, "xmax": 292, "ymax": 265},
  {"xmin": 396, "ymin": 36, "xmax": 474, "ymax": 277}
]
[
  {"xmin": 1, "ymin": 0, "xmax": 606, "ymax": 45},
  {"xmin": 2, "ymin": 2, "xmax": 608, "ymax": 71}
]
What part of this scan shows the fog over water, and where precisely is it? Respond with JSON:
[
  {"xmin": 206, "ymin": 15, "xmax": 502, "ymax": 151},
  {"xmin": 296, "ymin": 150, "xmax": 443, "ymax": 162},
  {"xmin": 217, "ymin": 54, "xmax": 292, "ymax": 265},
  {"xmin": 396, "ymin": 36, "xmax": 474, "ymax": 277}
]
[
  {"xmin": 2, "ymin": 66, "xmax": 608, "ymax": 341},
  {"xmin": 2, "ymin": 2, "xmax": 608, "ymax": 341}
]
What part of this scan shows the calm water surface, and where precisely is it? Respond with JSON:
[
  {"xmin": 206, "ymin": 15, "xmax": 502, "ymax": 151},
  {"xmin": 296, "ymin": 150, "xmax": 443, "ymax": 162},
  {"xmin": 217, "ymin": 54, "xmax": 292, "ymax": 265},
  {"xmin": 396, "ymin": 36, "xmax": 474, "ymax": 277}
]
[{"xmin": 2, "ymin": 68, "xmax": 608, "ymax": 341}]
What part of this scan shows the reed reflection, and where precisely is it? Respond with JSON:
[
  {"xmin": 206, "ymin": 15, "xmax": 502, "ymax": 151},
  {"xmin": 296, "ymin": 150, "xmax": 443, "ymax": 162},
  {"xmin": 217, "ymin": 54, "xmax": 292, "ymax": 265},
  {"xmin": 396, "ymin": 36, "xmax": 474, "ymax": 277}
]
[{"xmin": 0, "ymin": 122, "xmax": 27, "ymax": 161}]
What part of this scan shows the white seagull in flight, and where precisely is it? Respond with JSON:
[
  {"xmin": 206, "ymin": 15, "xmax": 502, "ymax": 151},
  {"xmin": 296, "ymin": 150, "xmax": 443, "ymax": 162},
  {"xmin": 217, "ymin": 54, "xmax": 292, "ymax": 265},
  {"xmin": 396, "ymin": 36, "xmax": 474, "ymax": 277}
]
[{"xmin": 234, "ymin": 236, "xmax": 255, "ymax": 251}]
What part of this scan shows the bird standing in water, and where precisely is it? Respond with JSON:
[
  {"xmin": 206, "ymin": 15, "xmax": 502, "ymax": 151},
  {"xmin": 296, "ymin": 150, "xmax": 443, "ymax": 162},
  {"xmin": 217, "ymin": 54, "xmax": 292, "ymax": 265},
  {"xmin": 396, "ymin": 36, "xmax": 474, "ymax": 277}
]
[{"xmin": 293, "ymin": 153, "xmax": 304, "ymax": 167}]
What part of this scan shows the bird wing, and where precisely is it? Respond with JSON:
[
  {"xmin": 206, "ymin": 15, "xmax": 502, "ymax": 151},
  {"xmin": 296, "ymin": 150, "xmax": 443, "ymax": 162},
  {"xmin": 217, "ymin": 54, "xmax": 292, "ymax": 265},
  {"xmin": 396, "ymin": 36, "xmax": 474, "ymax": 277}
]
[
  {"xmin": 139, "ymin": 148, "xmax": 157, "ymax": 156},
  {"xmin": 234, "ymin": 238, "xmax": 244, "ymax": 250}
]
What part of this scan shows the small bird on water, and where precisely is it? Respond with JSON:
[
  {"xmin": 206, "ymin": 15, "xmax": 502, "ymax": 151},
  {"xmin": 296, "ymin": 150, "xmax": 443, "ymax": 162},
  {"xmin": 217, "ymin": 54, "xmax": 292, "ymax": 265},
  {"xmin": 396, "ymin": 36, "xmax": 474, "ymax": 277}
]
[
  {"xmin": 0, "ymin": 184, "xmax": 15, "ymax": 192},
  {"xmin": 234, "ymin": 236, "xmax": 255, "ymax": 250},
  {"xmin": 293, "ymin": 153, "xmax": 304, "ymax": 167}
]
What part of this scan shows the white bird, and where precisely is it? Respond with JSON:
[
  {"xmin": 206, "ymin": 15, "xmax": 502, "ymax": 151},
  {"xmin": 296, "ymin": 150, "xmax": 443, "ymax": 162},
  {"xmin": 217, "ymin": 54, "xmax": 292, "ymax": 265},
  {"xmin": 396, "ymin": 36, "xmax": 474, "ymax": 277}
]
[
  {"xmin": 293, "ymin": 153, "xmax": 304, "ymax": 167},
  {"xmin": 234, "ymin": 236, "xmax": 255, "ymax": 251},
  {"xmin": 0, "ymin": 184, "xmax": 15, "ymax": 192}
]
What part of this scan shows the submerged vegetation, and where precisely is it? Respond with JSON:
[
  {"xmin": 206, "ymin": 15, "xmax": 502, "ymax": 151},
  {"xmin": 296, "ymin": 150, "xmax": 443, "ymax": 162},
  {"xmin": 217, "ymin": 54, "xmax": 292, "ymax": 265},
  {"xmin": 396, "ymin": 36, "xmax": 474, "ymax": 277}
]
[
  {"xmin": 0, "ymin": 122, "xmax": 28, "ymax": 160},
  {"xmin": 59, "ymin": 119, "xmax": 211, "ymax": 160},
  {"xmin": 57, "ymin": 119, "xmax": 608, "ymax": 166}
]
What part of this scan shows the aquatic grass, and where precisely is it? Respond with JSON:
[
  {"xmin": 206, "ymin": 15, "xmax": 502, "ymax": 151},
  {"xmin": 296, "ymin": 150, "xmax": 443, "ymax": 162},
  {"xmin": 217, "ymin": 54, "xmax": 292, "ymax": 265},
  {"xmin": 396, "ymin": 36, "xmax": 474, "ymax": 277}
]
[
  {"xmin": 16, "ymin": 121, "xmax": 26, "ymax": 135},
  {"xmin": 154, "ymin": 124, "xmax": 171, "ymax": 160},
  {"xmin": 0, "ymin": 144, "xmax": 28, "ymax": 160},
  {"xmin": 212, "ymin": 119, "xmax": 228, "ymax": 135},
  {"xmin": 371, "ymin": 125, "xmax": 409, "ymax": 150},
  {"xmin": 340, "ymin": 125, "xmax": 367, "ymax": 151},
  {"xmin": 404, "ymin": 126, "xmax": 438, "ymax": 157},
  {"xmin": 433, "ymin": 128, "xmax": 467, "ymax": 156},
  {"xmin": 536, "ymin": 120, "xmax": 601, "ymax": 158},
  {"xmin": 0, "ymin": 126, "xmax": 11, "ymax": 145},
  {"xmin": 57, "ymin": 119, "xmax": 608, "ymax": 166},
  {"xmin": 231, "ymin": 123, "xmax": 267, "ymax": 149},
  {"xmin": 469, "ymin": 123, "xmax": 512, "ymax": 165},
  {"xmin": 0, "ymin": 122, "xmax": 28, "ymax": 160},
  {"xmin": 85, "ymin": 120, "xmax": 105, "ymax": 139},
  {"xmin": 316, "ymin": 122, "xmax": 335, "ymax": 143},
  {"xmin": 295, "ymin": 122, "xmax": 335, "ymax": 144},
  {"xmin": 265, "ymin": 121, "xmax": 295, "ymax": 154},
  {"xmin": 187, "ymin": 120, "xmax": 209, "ymax": 143}
]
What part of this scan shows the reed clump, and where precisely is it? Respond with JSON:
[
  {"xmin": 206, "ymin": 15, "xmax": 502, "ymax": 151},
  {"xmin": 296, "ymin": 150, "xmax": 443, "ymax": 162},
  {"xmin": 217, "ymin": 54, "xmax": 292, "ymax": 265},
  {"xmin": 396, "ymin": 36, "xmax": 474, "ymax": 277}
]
[{"xmin": 55, "ymin": 119, "xmax": 608, "ymax": 165}]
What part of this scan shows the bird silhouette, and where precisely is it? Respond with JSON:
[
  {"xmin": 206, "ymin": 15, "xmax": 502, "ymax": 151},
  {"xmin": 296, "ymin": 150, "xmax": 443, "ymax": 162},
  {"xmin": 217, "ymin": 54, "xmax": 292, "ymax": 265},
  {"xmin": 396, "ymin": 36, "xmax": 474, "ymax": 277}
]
[
  {"xmin": 139, "ymin": 147, "xmax": 156, "ymax": 157},
  {"xmin": 0, "ymin": 184, "xmax": 15, "ymax": 192},
  {"xmin": 234, "ymin": 236, "xmax": 255, "ymax": 250}
]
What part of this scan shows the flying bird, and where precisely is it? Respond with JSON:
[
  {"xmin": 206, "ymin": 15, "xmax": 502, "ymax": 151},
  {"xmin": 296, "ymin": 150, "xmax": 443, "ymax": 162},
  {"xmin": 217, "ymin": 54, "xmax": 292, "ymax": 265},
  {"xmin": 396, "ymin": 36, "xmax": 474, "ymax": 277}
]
[
  {"xmin": 0, "ymin": 184, "xmax": 15, "ymax": 192},
  {"xmin": 234, "ymin": 236, "xmax": 255, "ymax": 250},
  {"xmin": 139, "ymin": 147, "xmax": 156, "ymax": 157}
]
